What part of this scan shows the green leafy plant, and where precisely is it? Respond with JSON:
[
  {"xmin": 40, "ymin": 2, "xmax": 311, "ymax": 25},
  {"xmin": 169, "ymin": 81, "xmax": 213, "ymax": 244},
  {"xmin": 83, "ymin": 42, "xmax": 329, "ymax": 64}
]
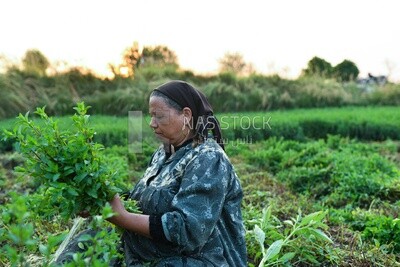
[
  {"xmin": 3, "ymin": 102, "xmax": 126, "ymax": 219},
  {"xmin": 253, "ymin": 206, "xmax": 337, "ymax": 266},
  {"xmin": 0, "ymin": 192, "xmax": 39, "ymax": 266},
  {"xmin": 340, "ymin": 208, "xmax": 400, "ymax": 253}
]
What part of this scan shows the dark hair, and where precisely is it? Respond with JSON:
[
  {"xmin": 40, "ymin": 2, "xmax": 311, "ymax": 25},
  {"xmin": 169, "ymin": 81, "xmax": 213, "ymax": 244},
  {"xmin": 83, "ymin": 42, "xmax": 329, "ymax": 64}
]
[{"xmin": 150, "ymin": 90, "xmax": 183, "ymax": 112}]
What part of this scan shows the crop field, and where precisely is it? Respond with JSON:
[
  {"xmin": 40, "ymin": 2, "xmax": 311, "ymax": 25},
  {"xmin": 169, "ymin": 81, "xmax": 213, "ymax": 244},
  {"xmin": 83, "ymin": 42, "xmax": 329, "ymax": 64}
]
[{"xmin": 0, "ymin": 106, "xmax": 399, "ymax": 266}]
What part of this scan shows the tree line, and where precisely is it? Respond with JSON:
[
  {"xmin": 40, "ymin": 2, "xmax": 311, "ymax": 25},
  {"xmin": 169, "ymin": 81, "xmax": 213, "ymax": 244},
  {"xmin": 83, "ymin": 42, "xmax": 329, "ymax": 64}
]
[
  {"xmin": 0, "ymin": 44, "xmax": 398, "ymax": 119},
  {"xmin": 2, "ymin": 43, "xmax": 361, "ymax": 81}
]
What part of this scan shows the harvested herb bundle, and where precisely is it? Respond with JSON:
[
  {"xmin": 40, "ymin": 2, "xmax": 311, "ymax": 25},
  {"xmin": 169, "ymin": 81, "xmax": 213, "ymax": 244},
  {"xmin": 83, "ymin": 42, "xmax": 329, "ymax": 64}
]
[{"xmin": 4, "ymin": 102, "xmax": 126, "ymax": 219}]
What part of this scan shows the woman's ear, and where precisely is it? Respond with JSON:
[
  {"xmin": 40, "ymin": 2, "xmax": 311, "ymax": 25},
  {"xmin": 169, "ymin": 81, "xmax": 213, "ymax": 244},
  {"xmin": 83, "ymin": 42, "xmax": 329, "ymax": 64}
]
[{"xmin": 182, "ymin": 107, "xmax": 192, "ymax": 127}]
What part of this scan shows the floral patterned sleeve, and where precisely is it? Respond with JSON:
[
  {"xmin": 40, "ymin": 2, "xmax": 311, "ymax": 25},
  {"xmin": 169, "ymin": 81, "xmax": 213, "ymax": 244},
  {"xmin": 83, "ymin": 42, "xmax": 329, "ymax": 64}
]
[{"xmin": 161, "ymin": 149, "xmax": 229, "ymax": 252}]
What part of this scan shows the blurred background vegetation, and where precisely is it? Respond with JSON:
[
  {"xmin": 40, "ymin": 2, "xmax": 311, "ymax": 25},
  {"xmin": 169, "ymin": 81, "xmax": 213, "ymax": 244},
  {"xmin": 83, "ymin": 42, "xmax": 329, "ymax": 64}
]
[{"xmin": 1, "ymin": 43, "xmax": 399, "ymax": 120}]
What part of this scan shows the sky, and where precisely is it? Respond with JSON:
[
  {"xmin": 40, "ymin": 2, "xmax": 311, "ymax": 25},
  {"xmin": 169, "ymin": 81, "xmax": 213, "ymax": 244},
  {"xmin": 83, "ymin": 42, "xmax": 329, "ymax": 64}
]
[{"xmin": 1, "ymin": 0, "xmax": 399, "ymax": 81}]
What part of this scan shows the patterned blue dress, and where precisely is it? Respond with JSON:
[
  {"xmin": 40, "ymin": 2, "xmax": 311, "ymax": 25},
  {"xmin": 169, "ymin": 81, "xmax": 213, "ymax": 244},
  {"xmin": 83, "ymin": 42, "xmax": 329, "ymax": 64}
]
[{"xmin": 122, "ymin": 139, "xmax": 247, "ymax": 266}]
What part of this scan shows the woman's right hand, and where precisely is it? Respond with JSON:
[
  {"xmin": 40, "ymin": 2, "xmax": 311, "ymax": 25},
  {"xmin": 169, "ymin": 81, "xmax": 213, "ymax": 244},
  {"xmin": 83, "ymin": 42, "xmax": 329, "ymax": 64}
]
[
  {"xmin": 107, "ymin": 194, "xmax": 151, "ymax": 238},
  {"xmin": 107, "ymin": 194, "xmax": 127, "ymax": 225}
]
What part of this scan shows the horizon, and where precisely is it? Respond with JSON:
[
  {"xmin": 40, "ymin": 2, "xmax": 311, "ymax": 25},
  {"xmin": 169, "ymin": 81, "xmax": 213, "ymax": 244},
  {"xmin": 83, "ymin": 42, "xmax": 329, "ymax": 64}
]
[{"xmin": 1, "ymin": 0, "xmax": 399, "ymax": 81}]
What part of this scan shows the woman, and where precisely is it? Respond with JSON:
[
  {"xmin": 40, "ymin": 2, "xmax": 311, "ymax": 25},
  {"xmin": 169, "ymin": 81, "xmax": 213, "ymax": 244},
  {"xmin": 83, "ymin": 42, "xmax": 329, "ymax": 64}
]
[{"xmin": 108, "ymin": 80, "xmax": 247, "ymax": 266}]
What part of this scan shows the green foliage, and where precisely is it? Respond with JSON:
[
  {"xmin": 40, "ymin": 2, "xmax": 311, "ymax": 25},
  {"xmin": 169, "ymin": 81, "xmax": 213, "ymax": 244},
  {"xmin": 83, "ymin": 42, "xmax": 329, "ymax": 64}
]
[
  {"xmin": 54, "ymin": 67, "xmax": 109, "ymax": 95},
  {"xmin": 333, "ymin": 59, "xmax": 360, "ymax": 82},
  {"xmin": 140, "ymin": 45, "xmax": 179, "ymax": 68},
  {"xmin": 332, "ymin": 208, "xmax": 400, "ymax": 253},
  {"xmin": 1, "ymin": 125, "xmax": 400, "ymax": 265},
  {"xmin": 2, "ymin": 106, "xmax": 400, "ymax": 156},
  {"xmin": 1, "ymin": 63, "xmax": 400, "ymax": 120},
  {"xmin": 302, "ymin": 57, "xmax": 360, "ymax": 82},
  {"xmin": 202, "ymin": 75, "xmax": 367, "ymax": 112},
  {"xmin": 0, "ymin": 192, "xmax": 37, "ymax": 266},
  {"xmin": 0, "ymin": 69, "xmax": 75, "ymax": 119},
  {"xmin": 0, "ymin": 103, "xmax": 139, "ymax": 266},
  {"xmin": 0, "ymin": 96, "xmax": 399, "ymax": 266},
  {"xmin": 22, "ymin": 49, "xmax": 50, "ymax": 77},
  {"xmin": 217, "ymin": 71, "xmax": 237, "ymax": 85},
  {"xmin": 238, "ymin": 136, "xmax": 400, "ymax": 266},
  {"xmin": 218, "ymin": 52, "xmax": 248, "ymax": 76},
  {"xmin": 222, "ymin": 106, "xmax": 400, "ymax": 142},
  {"xmin": 302, "ymin": 56, "xmax": 333, "ymax": 78},
  {"xmin": 361, "ymin": 216, "xmax": 400, "ymax": 252},
  {"xmin": 2, "ymin": 102, "xmax": 127, "ymax": 219},
  {"xmin": 244, "ymin": 136, "xmax": 400, "ymax": 209},
  {"xmin": 368, "ymin": 83, "xmax": 400, "ymax": 105},
  {"xmin": 0, "ymin": 71, "xmax": 38, "ymax": 119},
  {"xmin": 251, "ymin": 206, "xmax": 337, "ymax": 266},
  {"xmin": 0, "ymin": 191, "xmax": 122, "ymax": 266},
  {"xmin": 134, "ymin": 65, "xmax": 181, "ymax": 81},
  {"xmin": 296, "ymin": 77, "xmax": 353, "ymax": 107},
  {"xmin": 84, "ymin": 87, "xmax": 148, "ymax": 116}
]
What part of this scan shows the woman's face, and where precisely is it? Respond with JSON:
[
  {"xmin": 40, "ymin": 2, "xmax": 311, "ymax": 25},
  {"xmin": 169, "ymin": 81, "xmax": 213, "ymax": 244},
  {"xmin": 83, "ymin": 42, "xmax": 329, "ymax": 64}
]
[{"xmin": 149, "ymin": 96, "xmax": 190, "ymax": 147}]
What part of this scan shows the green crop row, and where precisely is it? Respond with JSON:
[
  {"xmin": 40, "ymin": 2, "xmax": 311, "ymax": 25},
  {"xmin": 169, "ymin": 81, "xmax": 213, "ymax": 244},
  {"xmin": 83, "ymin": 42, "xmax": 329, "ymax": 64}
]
[{"xmin": 1, "ymin": 106, "xmax": 399, "ymax": 153}]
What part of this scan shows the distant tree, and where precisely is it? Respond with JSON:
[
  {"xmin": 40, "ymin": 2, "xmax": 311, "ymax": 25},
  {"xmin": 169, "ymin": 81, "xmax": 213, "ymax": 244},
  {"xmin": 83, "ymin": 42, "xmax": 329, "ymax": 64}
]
[
  {"xmin": 303, "ymin": 56, "xmax": 333, "ymax": 78},
  {"xmin": 111, "ymin": 43, "xmax": 179, "ymax": 78},
  {"xmin": 333, "ymin": 59, "xmax": 359, "ymax": 81},
  {"xmin": 124, "ymin": 42, "xmax": 141, "ymax": 69},
  {"xmin": 115, "ymin": 41, "xmax": 141, "ymax": 77},
  {"xmin": 218, "ymin": 52, "xmax": 247, "ymax": 75},
  {"xmin": 22, "ymin": 49, "xmax": 50, "ymax": 76},
  {"xmin": 140, "ymin": 45, "xmax": 178, "ymax": 68}
]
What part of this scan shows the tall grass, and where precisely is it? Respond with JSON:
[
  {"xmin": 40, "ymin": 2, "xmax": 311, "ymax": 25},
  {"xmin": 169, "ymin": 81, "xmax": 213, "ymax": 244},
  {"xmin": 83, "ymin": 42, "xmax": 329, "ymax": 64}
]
[{"xmin": 1, "ymin": 68, "xmax": 399, "ymax": 120}]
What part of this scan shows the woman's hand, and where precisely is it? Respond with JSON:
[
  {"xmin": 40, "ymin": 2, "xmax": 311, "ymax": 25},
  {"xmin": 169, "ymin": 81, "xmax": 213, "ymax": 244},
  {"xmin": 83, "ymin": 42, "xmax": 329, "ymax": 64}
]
[
  {"xmin": 108, "ymin": 194, "xmax": 127, "ymax": 225},
  {"xmin": 107, "ymin": 194, "xmax": 151, "ymax": 238},
  {"xmin": 110, "ymin": 194, "xmax": 126, "ymax": 214}
]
